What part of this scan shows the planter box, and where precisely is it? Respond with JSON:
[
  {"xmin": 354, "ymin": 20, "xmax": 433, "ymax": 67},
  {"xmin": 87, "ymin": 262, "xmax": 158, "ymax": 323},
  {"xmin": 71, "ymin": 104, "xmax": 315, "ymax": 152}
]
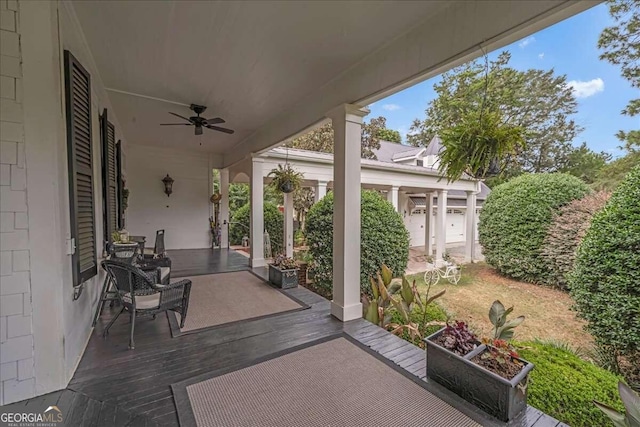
[
  {"xmin": 425, "ymin": 328, "xmax": 534, "ymax": 422},
  {"xmin": 268, "ymin": 264, "xmax": 298, "ymax": 289}
]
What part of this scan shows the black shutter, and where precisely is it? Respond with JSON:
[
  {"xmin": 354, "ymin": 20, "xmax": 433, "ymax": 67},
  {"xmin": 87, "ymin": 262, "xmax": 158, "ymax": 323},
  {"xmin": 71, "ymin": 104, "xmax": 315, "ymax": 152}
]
[
  {"xmin": 116, "ymin": 140, "xmax": 124, "ymax": 229},
  {"xmin": 64, "ymin": 50, "xmax": 97, "ymax": 286},
  {"xmin": 100, "ymin": 109, "xmax": 118, "ymax": 245}
]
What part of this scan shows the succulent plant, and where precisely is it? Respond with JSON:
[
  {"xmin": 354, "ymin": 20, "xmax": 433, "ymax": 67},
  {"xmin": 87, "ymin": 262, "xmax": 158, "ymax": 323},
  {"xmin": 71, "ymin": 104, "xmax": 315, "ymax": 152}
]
[{"xmin": 594, "ymin": 381, "xmax": 640, "ymax": 427}]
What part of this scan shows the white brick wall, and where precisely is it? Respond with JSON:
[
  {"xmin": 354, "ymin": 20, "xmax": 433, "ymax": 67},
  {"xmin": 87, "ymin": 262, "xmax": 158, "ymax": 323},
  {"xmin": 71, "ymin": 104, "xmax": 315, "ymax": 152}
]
[{"xmin": 0, "ymin": 0, "xmax": 35, "ymax": 405}]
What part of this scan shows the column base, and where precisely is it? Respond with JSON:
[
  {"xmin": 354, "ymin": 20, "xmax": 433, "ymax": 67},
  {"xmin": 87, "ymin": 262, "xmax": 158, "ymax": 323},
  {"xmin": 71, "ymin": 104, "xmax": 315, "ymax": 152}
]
[
  {"xmin": 249, "ymin": 257, "xmax": 266, "ymax": 268},
  {"xmin": 330, "ymin": 301, "xmax": 363, "ymax": 322}
]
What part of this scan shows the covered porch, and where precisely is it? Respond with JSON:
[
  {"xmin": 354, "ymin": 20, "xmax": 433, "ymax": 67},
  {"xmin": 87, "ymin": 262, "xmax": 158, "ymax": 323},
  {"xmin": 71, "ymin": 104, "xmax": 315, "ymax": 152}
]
[
  {"xmin": 0, "ymin": 0, "xmax": 596, "ymax": 422},
  {"xmin": 1, "ymin": 250, "xmax": 565, "ymax": 426}
]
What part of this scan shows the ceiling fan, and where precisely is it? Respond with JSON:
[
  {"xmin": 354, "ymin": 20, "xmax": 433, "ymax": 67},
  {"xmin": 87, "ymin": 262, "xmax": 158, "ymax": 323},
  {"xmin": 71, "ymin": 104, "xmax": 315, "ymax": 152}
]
[{"xmin": 160, "ymin": 104, "xmax": 234, "ymax": 136}]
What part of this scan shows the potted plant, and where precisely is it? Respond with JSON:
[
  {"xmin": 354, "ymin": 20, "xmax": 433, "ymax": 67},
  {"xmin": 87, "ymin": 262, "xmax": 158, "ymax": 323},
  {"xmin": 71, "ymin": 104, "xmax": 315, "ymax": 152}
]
[
  {"xmin": 268, "ymin": 163, "xmax": 303, "ymax": 194},
  {"xmin": 424, "ymin": 300, "xmax": 533, "ymax": 422},
  {"xmin": 110, "ymin": 230, "xmax": 138, "ymax": 258},
  {"xmin": 268, "ymin": 254, "xmax": 299, "ymax": 289}
]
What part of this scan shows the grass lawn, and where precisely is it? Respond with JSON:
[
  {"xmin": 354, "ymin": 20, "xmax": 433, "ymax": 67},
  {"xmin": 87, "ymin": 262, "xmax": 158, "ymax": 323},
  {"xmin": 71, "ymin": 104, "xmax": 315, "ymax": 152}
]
[{"xmin": 407, "ymin": 262, "xmax": 594, "ymax": 350}]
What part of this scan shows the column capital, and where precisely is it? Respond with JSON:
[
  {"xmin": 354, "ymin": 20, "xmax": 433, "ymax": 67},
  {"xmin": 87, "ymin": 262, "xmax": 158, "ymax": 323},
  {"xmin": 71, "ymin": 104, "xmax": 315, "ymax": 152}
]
[
  {"xmin": 250, "ymin": 155, "xmax": 265, "ymax": 163},
  {"xmin": 317, "ymin": 180, "xmax": 328, "ymax": 186},
  {"xmin": 326, "ymin": 103, "xmax": 369, "ymax": 124},
  {"xmin": 438, "ymin": 189, "xmax": 448, "ymax": 195},
  {"xmin": 389, "ymin": 185, "xmax": 400, "ymax": 191},
  {"xmin": 465, "ymin": 190, "xmax": 478, "ymax": 196}
]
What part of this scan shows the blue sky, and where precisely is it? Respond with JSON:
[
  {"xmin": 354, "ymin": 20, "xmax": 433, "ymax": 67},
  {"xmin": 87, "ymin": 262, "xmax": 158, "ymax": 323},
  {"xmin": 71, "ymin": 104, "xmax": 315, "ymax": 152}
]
[{"xmin": 368, "ymin": 3, "xmax": 638, "ymax": 159}]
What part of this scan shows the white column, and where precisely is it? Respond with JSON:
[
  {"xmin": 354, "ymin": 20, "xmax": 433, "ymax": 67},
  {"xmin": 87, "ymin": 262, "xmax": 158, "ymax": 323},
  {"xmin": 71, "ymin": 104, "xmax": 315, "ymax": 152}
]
[
  {"xmin": 435, "ymin": 190, "xmax": 448, "ymax": 263},
  {"xmin": 465, "ymin": 191, "xmax": 477, "ymax": 263},
  {"xmin": 315, "ymin": 180, "xmax": 328, "ymax": 203},
  {"xmin": 425, "ymin": 192, "xmax": 434, "ymax": 257},
  {"xmin": 249, "ymin": 157, "xmax": 265, "ymax": 267},
  {"xmin": 284, "ymin": 191, "xmax": 294, "ymax": 258},
  {"xmin": 387, "ymin": 186, "xmax": 399, "ymax": 212},
  {"xmin": 327, "ymin": 104, "xmax": 368, "ymax": 322},
  {"xmin": 220, "ymin": 168, "xmax": 230, "ymax": 249}
]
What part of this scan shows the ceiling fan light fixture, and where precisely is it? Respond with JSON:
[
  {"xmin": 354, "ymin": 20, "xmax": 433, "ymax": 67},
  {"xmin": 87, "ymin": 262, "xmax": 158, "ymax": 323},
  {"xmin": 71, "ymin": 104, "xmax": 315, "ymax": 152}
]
[{"xmin": 195, "ymin": 125, "xmax": 203, "ymax": 135}]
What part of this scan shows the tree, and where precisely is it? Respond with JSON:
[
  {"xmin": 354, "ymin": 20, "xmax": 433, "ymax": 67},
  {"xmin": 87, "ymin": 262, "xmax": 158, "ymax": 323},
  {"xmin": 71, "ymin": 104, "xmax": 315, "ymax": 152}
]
[
  {"xmin": 376, "ymin": 127, "xmax": 402, "ymax": 143},
  {"xmin": 599, "ymin": 0, "xmax": 640, "ymax": 151},
  {"xmin": 293, "ymin": 187, "xmax": 315, "ymax": 230},
  {"xmin": 407, "ymin": 52, "xmax": 580, "ymax": 174},
  {"xmin": 287, "ymin": 116, "xmax": 396, "ymax": 159},
  {"xmin": 592, "ymin": 150, "xmax": 640, "ymax": 191},
  {"xmin": 559, "ymin": 142, "xmax": 611, "ymax": 184}
]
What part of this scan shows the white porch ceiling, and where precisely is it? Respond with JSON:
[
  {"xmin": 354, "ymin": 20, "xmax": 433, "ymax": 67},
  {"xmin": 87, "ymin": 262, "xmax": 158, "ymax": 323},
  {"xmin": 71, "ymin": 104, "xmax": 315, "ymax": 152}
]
[{"xmin": 71, "ymin": 0, "xmax": 597, "ymax": 166}]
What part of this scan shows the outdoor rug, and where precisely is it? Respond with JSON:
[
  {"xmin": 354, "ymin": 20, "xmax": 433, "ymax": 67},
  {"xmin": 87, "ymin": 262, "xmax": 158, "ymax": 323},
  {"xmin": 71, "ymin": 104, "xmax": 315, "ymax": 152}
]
[
  {"xmin": 171, "ymin": 334, "xmax": 494, "ymax": 427},
  {"xmin": 167, "ymin": 271, "xmax": 309, "ymax": 336}
]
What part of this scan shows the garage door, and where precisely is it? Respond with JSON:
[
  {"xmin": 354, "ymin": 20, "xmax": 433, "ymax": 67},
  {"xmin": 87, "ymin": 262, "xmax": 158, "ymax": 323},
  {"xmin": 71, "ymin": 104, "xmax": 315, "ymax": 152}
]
[
  {"xmin": 446, "ymin": 209, "xmax": 465, "ymax": 243},
  {"xmin": 405, "ymin": 208, "xmax": 427, "ymax": 247}
]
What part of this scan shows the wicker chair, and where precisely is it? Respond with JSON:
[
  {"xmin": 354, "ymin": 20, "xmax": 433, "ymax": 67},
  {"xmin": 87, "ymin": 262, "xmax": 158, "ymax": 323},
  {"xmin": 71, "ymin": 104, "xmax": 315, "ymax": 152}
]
[
  {"xmin": 101, "ymin": 260, "xmax": 191, "ymax": 349},
  {"xmin": 92, "ymin": 245, "xmax": 141, "ymax": 327}
]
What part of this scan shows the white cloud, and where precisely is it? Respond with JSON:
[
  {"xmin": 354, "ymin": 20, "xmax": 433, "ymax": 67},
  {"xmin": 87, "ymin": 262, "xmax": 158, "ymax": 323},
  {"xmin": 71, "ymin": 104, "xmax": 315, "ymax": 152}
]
[
  {"xmin": 567, "ymin": 78, "xmax": 605, "ymax": 98},
  {"xmin": 382, "ymin": 103, "xmax": 401, "ymax": 111},
  {"xmin": 518, "ymin": 37, "xmax": 535, "ymax": 48},
  {"xmin": 538, "ymin": 53, "xmax": 545, "ymax": 60}
]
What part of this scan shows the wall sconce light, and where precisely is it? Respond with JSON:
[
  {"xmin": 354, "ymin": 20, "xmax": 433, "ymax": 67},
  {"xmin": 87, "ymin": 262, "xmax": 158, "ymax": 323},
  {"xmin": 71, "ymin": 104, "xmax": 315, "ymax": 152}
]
[{"xmin": 162, "ymin": 174, "xmax": 174, "ymax": 197}]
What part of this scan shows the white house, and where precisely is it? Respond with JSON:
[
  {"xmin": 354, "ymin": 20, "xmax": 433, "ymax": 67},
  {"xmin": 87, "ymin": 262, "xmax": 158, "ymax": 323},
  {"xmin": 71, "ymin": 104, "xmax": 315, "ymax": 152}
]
[
  {"xmin": 244, "ymin": 136, "xmax": 490, "ymax": 252},
  {"xmin": 0, "ymin": 0, "xmax": 595, "ymax": 407}
]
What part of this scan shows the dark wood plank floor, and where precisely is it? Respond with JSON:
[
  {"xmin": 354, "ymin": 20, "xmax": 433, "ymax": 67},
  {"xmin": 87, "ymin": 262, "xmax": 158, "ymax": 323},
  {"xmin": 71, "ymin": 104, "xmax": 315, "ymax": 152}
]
[{"xmin": 1, "ymin": 251, "xmax": 565, "ymax": 427}]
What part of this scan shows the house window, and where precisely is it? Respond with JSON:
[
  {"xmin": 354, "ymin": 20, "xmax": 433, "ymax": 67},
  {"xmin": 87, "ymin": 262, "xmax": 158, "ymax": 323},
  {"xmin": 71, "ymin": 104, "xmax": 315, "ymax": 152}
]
[
  {"xmin": 64, "ymin": 50, "xmax": 97, "ymax": 286},
  {"xmin": 416, "ymin": 159, "xmax": 424, "ymax": 167},
  {"xmin": 100, "ymin": 109, "xmax": 118, "ymax": 246}
]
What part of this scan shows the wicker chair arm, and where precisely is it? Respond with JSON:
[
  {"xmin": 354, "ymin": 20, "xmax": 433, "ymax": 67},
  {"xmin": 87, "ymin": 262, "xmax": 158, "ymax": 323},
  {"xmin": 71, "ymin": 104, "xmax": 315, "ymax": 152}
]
[{"xmin": 153, "ymin": 278, "xmax": 191, "ymax": 291}]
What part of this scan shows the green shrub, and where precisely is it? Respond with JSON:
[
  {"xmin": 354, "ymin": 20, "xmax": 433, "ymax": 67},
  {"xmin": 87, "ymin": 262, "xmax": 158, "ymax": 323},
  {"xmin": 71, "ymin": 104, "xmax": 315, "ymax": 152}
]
[
  {"xmin": 305, "ymin": 190, "xmax": 410, "ymax": 296},
  {"xmin": 517, "ymin": 340, "xmax": 624, "ymax": 427},
  {"xmin": 478, "ymin": 173, "xmax": 590, "ymax": 283},
  {"xmin": 569, "ymin": 166, "xmax": 640, "ymax": 357},
  {"xmin": 229, "ymin": 202, "xmax": 284, "ymax": 254},
  {"xmin": 541, "ymin": 191, "xmax": 610, "ymax": 289},
  {"xmin": 390, "ymin": 302, "xmax": 448, "ymax": 347}
]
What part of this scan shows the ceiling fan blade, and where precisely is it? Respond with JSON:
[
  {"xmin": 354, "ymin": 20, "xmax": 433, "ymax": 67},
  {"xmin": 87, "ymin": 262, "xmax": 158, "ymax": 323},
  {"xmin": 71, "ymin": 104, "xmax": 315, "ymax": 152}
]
[
  {"xmin": 205, "ymin": 117, "xmax": 225, "ymax": 125},
  {"xmin": 160, "ymin": 123, "xmax": 192, "ymax": 126},
  {"xmin": 195, "ymin": 125, "xmax": 203, "ymax": 136},
  {"xmin": 205, "ymin": 125, "xmax": 235, "ymax": 134},
  {"xmin": 168, "ymin": 112, "xmax": 192, "ymax": 122}
]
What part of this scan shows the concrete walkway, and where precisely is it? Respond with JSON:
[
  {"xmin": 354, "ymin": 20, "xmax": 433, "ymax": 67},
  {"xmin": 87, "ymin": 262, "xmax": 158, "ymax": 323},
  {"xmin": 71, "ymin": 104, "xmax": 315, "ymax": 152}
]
[{"xmin": 406, "ymin": 243, "xmax": 485, "ymax": 275}]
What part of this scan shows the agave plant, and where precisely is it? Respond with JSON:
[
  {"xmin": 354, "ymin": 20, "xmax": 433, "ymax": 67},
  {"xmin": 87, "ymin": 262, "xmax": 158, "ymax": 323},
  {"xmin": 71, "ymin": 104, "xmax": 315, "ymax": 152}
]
[
  {"xmin": 489, "ymin": 300, "xmax": 524, "ymax": 341},
  {"xmin": 594, "ymin": 381, "xmax": 640, "ymax": 427}
]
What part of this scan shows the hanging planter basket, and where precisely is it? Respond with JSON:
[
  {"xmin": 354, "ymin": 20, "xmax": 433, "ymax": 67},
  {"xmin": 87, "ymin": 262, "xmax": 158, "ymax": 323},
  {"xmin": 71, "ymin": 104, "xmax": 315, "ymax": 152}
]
[
  {"xmin": 268, "ymin": 163, "xmax": 303, "ymax": 194},
  {"xmin": 279, "ymin": 180, "xmax": 294, "ymax": 193}
]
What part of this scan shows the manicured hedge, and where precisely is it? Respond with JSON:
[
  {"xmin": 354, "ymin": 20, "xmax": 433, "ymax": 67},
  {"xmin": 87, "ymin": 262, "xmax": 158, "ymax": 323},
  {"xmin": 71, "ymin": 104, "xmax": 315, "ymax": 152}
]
[
  {"xmin": 569, "ymin": 166, "xmax": 640, "ymax": 356},
  {"xmin": 305, "ymin": 190, "xmax": 410, "ymax": 296},
  {"xmin": 517, "ymin": 341, "xmax": 624, "ymax": 427},
  {"xmin": 478, "ymin": 173, "xmax": 590, "ymax": 283},
  {"xmin": 229, "ymin": 202, "xmax": 284, "ymax": 255},
  {"xmin": 541, "ymin": 191, "xmax": 609, "ymax": 289}
]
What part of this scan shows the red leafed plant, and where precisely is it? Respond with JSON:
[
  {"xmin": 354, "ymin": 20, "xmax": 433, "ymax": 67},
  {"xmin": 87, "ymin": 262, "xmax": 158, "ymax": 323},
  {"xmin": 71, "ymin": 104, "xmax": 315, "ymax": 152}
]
[{"xmin": 438, "ymin": 321, "xmax": 478, "ymax": 356}]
